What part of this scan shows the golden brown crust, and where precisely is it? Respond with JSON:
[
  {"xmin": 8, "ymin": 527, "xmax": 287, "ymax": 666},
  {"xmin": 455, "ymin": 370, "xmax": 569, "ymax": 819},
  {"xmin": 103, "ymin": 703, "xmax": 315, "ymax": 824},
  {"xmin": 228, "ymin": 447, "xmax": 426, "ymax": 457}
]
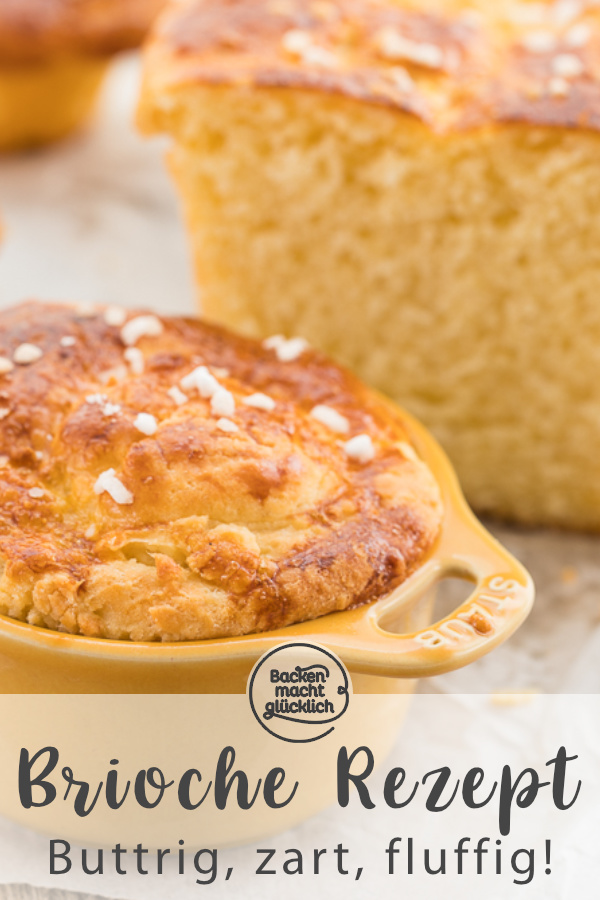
[
  {"xmin": 0, "ymin": 302, "xmax": 442, "ymax": 641},
  {"xmin": 0, "ymin": 0, "xmax": 165, "ymax": 64},
  {"xmin": 139, "ymin": 0, "xmax": 600, "ymax": 133}
]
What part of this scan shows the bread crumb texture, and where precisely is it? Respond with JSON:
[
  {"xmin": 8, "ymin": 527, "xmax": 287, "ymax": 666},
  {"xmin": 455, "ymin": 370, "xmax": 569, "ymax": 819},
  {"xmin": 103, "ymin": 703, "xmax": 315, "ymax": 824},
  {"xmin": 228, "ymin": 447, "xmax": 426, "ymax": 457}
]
[
  {"xmin": 0, "ymin": 302, "xmax": 442, "ymax": 641},
  {"xmin": 138, "ymin": 0, "xmax": 600, "ymax": 529}
]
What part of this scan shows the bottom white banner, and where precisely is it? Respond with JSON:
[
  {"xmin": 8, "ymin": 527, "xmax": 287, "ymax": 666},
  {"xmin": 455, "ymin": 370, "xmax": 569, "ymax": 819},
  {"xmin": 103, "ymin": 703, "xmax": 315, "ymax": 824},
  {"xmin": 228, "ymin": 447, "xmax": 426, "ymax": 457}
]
[{"xmin": 0, "ymin": 692, "xmax": 597, "ymax": 900}]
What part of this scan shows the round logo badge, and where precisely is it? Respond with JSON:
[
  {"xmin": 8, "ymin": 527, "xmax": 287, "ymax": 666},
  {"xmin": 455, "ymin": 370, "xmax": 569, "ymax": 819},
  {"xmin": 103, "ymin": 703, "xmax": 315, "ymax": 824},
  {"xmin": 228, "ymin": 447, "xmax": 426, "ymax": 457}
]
[{"xmin": 247, "ymin": 642, "xmax": 352, "ymax": 743}]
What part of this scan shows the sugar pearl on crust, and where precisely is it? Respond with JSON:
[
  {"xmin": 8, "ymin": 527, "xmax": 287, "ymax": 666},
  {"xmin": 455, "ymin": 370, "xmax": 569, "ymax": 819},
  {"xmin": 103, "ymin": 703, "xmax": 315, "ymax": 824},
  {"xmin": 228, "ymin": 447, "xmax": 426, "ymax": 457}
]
[
  {"xmin": 298, "ymin": 44, "xmax": 339, "ymax": 69},
  {"xmin": 124, "ymin": 347, "xmax": 144, "ymax": 375},
  {"xmin": 168, "ymin": 385, "xmax": 188, "ymax": 406},
  {"xmin": 13, "ymin": 343, "xmax": 43, "ymax": 365},
  {"xmin": 93, "ymin": 469, "xmax": 134, "ymax": 505},
  {"xmin": 134, "ymin": 412, "xmax": 158, "ymax": 435},
  {"xmin": 552, "ymin": 0, "xmax": 583, "ymax": 27},
  {"xmin": 373, "ymin": 27, "xmax": 444, "ymax": 69},
  {"xmin": 278, "ymin": 338, "xmax": 308, "ymax": 361},
  {"xmin": 243, "ymin": 392, "xmax": 276, "ymax": 411},
  {"xmin": 104, "ymin": 306, "xmax": 127, "ymax": 327},
  {"xmin": 548, "ymin": 76, "xmax": 570, "ymax": 97},
  {"xmin": 0, "ymin": 357, "xmax": 13, "ymax": 374},
  {"xmin": 180, "ymin": 365, "xmax": 219, "ymax": 397},
  {"xmin": 551, "ymin": 53, "xmax": 585, "ymax": 78},
  {"xmin": 211, "ymin": 387, "xmax": 235, "ymax": 417},
  {"xmin": 281, "ymin": 29, "xmax": 339, "ymax": 68},
  {"xmin": 59, "ymin": 336, "xmax": 76, "ymax": 348},
  {"xmin": 28, "ymin": 488, "xmax": 44, "ymax": 499},
  {"xmin": 120, "ymin": 314, "xmax": 163, "ymax": 346},
  {"xmin": 263, "ymin": 334, "xmax": 308, "ymax": 362},
  {"xmin": 344, "ymin": 433, "xmax": 375, "ymax": 464},
  {"xmin": 310, "ymin": 404, "xmax": 350, "ymax": 434},
  {"xmin": 216, "ymin": 417, "xmax": 239, "ymax": 433},
  {"xmin": 282, "ymin": 29, "xmax": 313, "ymax": 55},
  {"xmin": 521, "ymin": 31, "xmax": 558, "ymax": 54},
  {"xmin": 565, "ymin": 22, "xmax": 591, "ymax": 48},
  {"xmin": 86, "ymin": 394, "xmax": 121, "ymax": 417}
]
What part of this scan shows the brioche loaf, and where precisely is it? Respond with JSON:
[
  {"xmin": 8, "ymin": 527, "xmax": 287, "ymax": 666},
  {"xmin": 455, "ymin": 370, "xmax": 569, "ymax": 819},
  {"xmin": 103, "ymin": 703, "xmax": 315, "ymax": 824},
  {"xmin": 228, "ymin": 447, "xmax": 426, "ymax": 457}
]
[
  {"xmin": 138, "ymin": 0, "xmax": 600, "ymax": 530},
  {"xmin": 0, "ymin": 0, "xmax": 164, "ymax": 150},
  {"xmin": 0, "ymin": 301, "xmax": 442, "ymax": 641}
]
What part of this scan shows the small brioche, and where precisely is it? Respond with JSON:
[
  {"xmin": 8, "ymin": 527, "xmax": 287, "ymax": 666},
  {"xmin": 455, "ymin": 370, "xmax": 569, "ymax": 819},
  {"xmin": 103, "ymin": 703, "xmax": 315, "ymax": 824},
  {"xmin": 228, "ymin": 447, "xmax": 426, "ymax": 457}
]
[{"xmin": 0, "ymin": 302, "xmax": 442, "ymax": 641}]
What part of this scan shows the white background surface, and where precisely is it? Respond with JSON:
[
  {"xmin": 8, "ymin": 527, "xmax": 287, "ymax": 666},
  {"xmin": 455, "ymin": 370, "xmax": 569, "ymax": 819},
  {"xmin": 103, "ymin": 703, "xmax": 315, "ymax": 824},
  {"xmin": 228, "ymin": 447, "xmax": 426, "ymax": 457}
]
[{"xmin": 0, "ymin": 56, "xmax": 598, "ymax": 900}]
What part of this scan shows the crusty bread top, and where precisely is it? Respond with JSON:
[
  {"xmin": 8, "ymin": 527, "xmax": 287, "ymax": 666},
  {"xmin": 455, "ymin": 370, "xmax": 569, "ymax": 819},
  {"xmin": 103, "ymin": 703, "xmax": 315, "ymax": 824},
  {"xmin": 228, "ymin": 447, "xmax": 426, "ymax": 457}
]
[
  {"xmin": 0, "ymin": 0, "xmax": 164, "ymax": 64},
  {"xmin": 139, "ymin": 0, "xmax": 600, "ymax": 133},
  {"xmin": 0, "ymin": 302, "xmax": 442, "ymax": 641}
]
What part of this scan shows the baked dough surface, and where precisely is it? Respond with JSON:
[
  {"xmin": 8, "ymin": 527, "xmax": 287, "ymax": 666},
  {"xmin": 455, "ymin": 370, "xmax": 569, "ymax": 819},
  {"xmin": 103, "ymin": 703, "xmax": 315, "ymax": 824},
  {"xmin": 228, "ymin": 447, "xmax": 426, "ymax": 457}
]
[
  {"xmin": 140, "ymin": 0, "xmax": 600, "ymax": 133},
  {"xmin": 0, "ymin": 0, "xmax": 165, "ymax": 63},
  {"xmin": 0, "ymin": 302, "xmax": 442, "ymax": 641}
]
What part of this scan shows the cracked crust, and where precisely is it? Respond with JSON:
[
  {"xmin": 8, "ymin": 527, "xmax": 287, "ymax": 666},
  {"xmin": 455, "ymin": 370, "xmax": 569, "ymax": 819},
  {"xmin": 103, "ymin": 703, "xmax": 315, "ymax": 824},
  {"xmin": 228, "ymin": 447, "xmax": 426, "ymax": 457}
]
[
  {"xmin": 0, "ymin": 0, "xmax": 165, "ymax": 64},
  {"xmin": 138, "ymin": 0, "xmax": 600, "ymax": 134},
  {"xmin": 0, "ymin": 302, "xmax": 442, "ymax": 641}
]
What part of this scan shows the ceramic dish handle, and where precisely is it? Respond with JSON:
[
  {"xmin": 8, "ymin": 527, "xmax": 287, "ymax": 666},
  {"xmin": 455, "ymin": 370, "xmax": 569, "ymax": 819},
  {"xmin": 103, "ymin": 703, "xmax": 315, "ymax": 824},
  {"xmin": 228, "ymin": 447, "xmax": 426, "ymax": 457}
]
[
  {"xmin": 329, "ymin": 509, "xmax": 534, "ymax": 679},
  {"xmin": 300, "ymin": 411, "xmax": 535, "ymax": 679}
]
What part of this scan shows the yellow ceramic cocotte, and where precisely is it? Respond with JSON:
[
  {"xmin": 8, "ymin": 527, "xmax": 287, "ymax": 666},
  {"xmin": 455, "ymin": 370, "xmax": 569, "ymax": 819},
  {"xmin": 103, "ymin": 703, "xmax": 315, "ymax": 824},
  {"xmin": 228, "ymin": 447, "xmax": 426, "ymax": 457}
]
[
  {"xmin": 0, "ymin": 409, "xmax": 534, "ymax": 694},
  {"xmin": 0, "ymin": 411, "xmax": 534, "ymax": 847}
]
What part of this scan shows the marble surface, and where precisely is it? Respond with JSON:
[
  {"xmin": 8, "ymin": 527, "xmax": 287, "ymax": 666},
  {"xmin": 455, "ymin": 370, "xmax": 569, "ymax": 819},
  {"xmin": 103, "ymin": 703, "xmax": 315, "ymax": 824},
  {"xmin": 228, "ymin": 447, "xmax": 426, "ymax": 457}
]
[{"xmin": 0, "ymin": 53, "xmax": 598, "ymax": 900}]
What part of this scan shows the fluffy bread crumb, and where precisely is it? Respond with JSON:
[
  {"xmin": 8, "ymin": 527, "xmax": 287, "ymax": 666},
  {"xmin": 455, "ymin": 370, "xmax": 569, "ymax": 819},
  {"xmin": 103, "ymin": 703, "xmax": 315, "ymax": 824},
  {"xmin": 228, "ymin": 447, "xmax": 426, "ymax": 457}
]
[{"xmin": 138, "ymin": 0, "xmax": 600, "ymax": 529}]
